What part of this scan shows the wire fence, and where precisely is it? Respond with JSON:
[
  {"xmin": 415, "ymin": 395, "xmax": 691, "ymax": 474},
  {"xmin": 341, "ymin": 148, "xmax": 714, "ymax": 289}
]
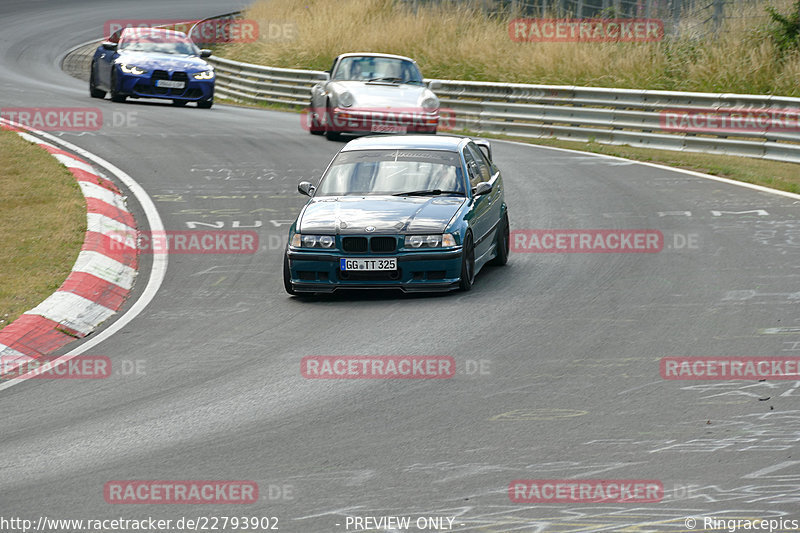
[{"xmin": 400, "ymin": 0, "xmax": 795, "ymax": 37}]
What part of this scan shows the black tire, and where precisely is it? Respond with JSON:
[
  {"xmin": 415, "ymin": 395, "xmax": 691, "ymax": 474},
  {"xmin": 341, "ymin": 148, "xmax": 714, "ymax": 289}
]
[
  {"xmin": 110, "ymin": 71, "xmax": 126, "ymax": 102},
  {"xmin": 489, "ymin": 213, "xmax": 510, "ymax": 266},
  {"xmin": 459, "ymin": 232, "xmax": 475, "ymax": 291},
  {"xmin": 172, "ymin": 100, "xmax": 187, "ymax": 106},
  {"xmin": 283, "ymin": 254, "xmax": 297, "ymax": 295},
  {"xmin": 324, "ymin": 102, "xmax": 341, "ymax": 141},
  {"xmin": 308, "ymin": 107, "xmax": 324, "ymax": 135},
  {"xmin": 197, "ymin": 99, "xmax": 213, "ymax": 109},
  {"xmin": 89, "ymin": 63, "xmax": 106, "ymax": 99}
]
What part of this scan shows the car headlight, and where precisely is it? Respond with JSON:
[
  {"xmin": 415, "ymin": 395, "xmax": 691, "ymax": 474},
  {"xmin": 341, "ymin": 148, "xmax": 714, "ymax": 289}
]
[
  {"xmin": 119, "ymin": 64, "xmax": 147, "ymax": 75},
  {"xmin": 338, "ymin": 92, "xmax": 354, "ymax": 108},
  {"xmin": 193, "ymin": 70, "xmax": 214, "ymax": 80},
  {"xmin": 291, "ymin": 234, "xmax": 336, "ymax": 248},
  {"xmin": 421, "ymin": 96, "xmax": 439, "ymax": 111},
  {"xmin": 404, "ymin": 234, "xmax": 456, "ymax": 248}
]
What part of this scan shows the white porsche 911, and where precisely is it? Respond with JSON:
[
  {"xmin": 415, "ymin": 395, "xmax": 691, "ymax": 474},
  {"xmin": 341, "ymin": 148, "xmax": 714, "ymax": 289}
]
[{"xmin": 307, "ymin": 52, "xmax": 441, "ymax": 140}]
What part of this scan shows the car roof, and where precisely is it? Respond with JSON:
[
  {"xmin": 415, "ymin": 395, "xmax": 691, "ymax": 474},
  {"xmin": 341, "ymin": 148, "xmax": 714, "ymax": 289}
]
[
  {"xmin": 341, "ymin": 135, "xmax": 469, "ymax": 152},
  {"xmin": 336, "ymin": 52, "xmax": 417, "ymax": 63}
]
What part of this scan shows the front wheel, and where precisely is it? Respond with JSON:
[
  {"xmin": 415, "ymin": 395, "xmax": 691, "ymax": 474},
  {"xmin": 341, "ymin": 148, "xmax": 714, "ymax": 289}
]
[
  {"xmin": 89, "ymin": 63, "xmax": 106, "ymax": 99},
  {"xmin": 324, "ymin": 103, "xmax": 341, "ymax": 141},
  {"xmin": 109, "ymin": 71, "xmax": 126, "ymax": 102},
  {"xmin": 459, "ymin": 233, "xmax": 475, "ymax": 291},
  {"xmin": 283, "ymin": 254, "xmax": 297, "ymax": 295},
  {"xmin": 489, "ymin": 213, "xmax": 509, "ymax": 266},
  {"xmin": 197, "ymin": 98, "xmax": 213, "ymax": 109},
  {"xmin": 308, "ymin": 108, "xmax": 324, "ymax": 135}
]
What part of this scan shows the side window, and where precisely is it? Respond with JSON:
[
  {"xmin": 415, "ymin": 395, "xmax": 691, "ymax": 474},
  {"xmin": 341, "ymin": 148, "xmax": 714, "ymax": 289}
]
[
  {"xmin": 462, "ymin": 147, "xmax": 482, "ymax": 188},
  {"xmin": 329, "ymin": 58, "xmax": 340, "ymax": 78},
  {"xmin": 466, "ymin": 143, "xmax": 492, "ymax": 183}
]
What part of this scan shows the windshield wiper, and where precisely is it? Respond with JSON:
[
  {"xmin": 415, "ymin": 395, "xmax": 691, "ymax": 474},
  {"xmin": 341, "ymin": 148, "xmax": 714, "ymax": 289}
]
[
  {"xmin": 393, "ymin": 189, "xmax": 464, "ymax": 196},
  {"xmin": 367, "ymin": 76, "xmax": 404, "ymax": 83}
]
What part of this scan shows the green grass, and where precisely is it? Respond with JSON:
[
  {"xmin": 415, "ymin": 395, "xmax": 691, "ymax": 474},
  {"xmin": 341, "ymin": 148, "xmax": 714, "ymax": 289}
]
[{"xmin": 0, "ymin": 129, "xmax": 86, "ymax": 329}]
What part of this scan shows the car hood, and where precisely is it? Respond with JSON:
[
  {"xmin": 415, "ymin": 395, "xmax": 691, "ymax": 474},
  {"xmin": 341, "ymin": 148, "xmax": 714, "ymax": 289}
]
[
  {"xmin": 115, "ymin": 52, "xmax": 210, "ymax": 72},
  {"xmin": 299, "ymin": 196, "xmax": 464, "ymax": 234},
  {"xmin": 329, "ymin": 80, "xmax": 431, "ymax": 108}
]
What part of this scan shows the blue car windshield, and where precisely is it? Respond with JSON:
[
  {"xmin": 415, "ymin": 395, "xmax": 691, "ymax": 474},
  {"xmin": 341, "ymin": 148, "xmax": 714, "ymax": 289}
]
[
  {"xmin": 119, "ymin": 32, "xmax": 198, "ymax": 55},
  {"xmin": 316, "ymin": 149, "xmax": 465, "ymax": 196},
  {"xmin": 332, "ymin": 57, "xmax": 424, "ymax": 85}
]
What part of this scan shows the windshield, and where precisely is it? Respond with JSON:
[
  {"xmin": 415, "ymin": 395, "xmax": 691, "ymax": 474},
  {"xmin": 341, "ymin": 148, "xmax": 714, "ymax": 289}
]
[
  {"xmin": 332, "ymin": 56, "xmax": 424, "ymax": 85},
  {"xmin": 119, "ymin": 30, "xmax": 198, "ymax": 55},
  {"xmin": 316, "ymin": 149, "xmax": 466, "ymax": 196}
]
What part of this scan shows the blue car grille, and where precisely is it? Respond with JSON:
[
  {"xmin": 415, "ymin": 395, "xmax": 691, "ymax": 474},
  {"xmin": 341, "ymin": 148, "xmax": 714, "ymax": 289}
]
[{"xmin": 136, "ymin": 70, "xmax": 191, "ymax": 97}]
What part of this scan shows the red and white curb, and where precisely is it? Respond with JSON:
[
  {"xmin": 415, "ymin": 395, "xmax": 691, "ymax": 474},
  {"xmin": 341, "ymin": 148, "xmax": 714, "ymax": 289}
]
[{"xmin": 0, "ymin": 123, "xmax": 138, "ymax": 372}]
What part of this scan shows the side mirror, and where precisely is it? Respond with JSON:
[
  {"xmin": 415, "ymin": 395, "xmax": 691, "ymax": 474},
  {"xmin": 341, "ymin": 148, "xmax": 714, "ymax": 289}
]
[
  {"xmin": 298, "ymin": 181, "xmax": 315, "ymax": 196},
  {"xmin": 199, "ymin": 49, "xmax": 212, "ymax": 58},
  {"xmin": 101, "ymin": 41, "xmax": 118, "ymax": 51},
  {"xmin": 428, "ymin": 80, "xmax": 442, "ymax": 91},
  {"xmin": 472, "ymin": 182, "xmax": 492, "ymax": 196}
]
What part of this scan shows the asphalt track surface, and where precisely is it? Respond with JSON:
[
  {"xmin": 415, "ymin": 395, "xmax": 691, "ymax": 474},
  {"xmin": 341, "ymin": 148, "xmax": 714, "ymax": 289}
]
[{"xmin": 2, "ymin": 1, "xmax": 799, "ymax": 531}]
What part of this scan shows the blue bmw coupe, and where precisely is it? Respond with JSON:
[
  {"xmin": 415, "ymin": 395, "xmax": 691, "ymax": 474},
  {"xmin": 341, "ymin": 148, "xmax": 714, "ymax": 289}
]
[
  {"xmin": 90, "ymin": 28, "xmax": 215, "ymax": 108},
  {"xmin": 284, "ymin": 135, "xmax": 509, "ymax": 294}
]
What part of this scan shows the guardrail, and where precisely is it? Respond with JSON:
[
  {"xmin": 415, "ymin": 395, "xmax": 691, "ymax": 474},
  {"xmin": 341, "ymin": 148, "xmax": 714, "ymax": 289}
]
[
  {"xmin": 210, "ymin": 54, "xmax": 800, "ymax": 164},
  {"xmin": 208, "ymin": 56, "xmax": 327, "ymax": 106}
]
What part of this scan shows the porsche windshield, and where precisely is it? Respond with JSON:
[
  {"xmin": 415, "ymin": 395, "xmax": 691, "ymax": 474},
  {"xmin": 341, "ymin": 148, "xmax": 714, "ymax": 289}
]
[
  {"xmin": 332, "ymin": 56, "xmax": 424, "ymax": 85},
  {"xmin": 119, "ymin": 31, "xmax": 198, "ymax": 55},
  {"xmin": 316, "ymin": 149, "xmax": 465, "ymax": 196}
]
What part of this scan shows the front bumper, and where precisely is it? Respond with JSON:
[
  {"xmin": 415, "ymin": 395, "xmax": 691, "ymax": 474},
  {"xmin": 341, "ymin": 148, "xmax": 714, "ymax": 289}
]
[
  {"xmin": 286, "ymin": 247, "xmax": 463, "ymax": 293},
  {"xmin": 118, "ymin": 71, "xmax": 214, "ymax": 101},
  {"xmin": 329, "ymin": 108, "xmax": 439, "ymax": 134}
]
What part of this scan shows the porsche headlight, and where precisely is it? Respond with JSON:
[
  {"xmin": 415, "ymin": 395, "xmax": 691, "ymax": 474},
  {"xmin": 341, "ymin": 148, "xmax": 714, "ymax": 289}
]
[
  {"xmin": 421, "ymin": 95, "xmax": 439, "ymax": 111},
  {"xmin": 193, "ymin": 70, "xmax": 214, "ymax": 80},
  {"xmin": 404, "ymin": 234, "xmax": 456, "ymax": 248},
  {"xmin": 292, "ymin": 234, "xmax": 336, "ymax": 249},
  {"xmin": 338, "ymin": 92, "xmax": 355, "ymax": 108},
  {"xmin": 119, "ymin": 64, "xmax": 147, "ymax": 75}
]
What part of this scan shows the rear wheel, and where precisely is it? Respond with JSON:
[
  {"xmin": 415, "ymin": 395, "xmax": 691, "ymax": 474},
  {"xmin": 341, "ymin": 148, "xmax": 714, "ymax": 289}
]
[
  {"xmin": 89, "ymin": 63, "xmax": 106, "ymax": 99},
  {"xmin": 109, "ymin": 71, "xmax": 126, "ymax": 102},
  {"xmin": 283, "ymin": 254, "xmax": 297, "ymax": 295},
  {"xmin": 459, "ymin": 233, "xmax": 475, "ymax": 291},
  {"xmin": 489, "ymin": 213, "xmax": 509, "ymax": 266}
]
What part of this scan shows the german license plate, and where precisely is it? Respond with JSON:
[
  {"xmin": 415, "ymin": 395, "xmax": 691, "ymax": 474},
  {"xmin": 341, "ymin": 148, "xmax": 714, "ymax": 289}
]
[
  {"xmin": 371, "ymin": 124, "xmax": 406, "ymax": 133},
  {"xmin": 155, "ymin": 80, "xmax": 185, "ymax": 89},
  {"xmin": 340, "ymin": 258, "xmax": 397, "ymax": 271}
]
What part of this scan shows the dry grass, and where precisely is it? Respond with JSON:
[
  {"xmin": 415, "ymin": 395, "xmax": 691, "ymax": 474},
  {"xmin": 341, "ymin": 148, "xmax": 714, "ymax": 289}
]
[
  {"xmin": 219, "ymin": 0, "xmax": 800, "ymax": 95},
  {"xmin": 0, "ymin": 129, "xmax": 86, "ymax": 328}
]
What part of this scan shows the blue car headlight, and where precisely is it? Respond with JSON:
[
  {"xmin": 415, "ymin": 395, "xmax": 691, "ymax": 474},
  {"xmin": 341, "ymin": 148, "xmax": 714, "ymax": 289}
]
[
  {"xmin": 291, "ymin": 234, "xmax": 336, "ymax": 249},
  {"xmin": 193, "ymin": 70, "xmax": 214, "ymax": 80},
  {"xmin": 119, "ymin": 64, "xmax": 147, "ymax": 75},
  {"xmin": 404, "ymin": 234, "xmax": 456, "ymax": 249}
]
